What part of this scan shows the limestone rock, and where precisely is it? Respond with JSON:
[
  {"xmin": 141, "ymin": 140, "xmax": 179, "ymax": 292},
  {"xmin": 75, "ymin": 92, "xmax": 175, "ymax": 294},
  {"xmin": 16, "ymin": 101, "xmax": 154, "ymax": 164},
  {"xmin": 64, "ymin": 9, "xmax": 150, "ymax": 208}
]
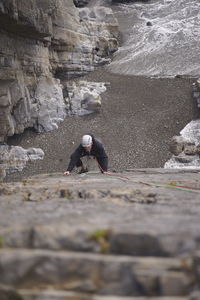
[
  {"xmin": 180, "ymin": 120, "xmax": 200, "ymax": 145},
  {"xmin": 0, "ymin": 0, "xmax": 119, "ymax": 141},
  {"xmin": 65, "ymin": 80, "xmax": 107, "ymax": 115},
  {"xmin": 0, "ymin": 170, "xmax": 200, "ymax": 297},
  {"xmin": 165, "ymin": 119, "xmax": 200, "ymax": 168},
  {"xmin": 0, "ymin": 144, "xmax": 44, "ymax": 175},
  {"xmin": 34, "ymin": 77, "xmax": 66, "ymax": 132},
  {"xmin": 0, "ymin": 248, "xmax": 192, "ymax": 296},
  {"xmin": 169, "ymin": 136, "xmax": 187, "ymax": 156}
]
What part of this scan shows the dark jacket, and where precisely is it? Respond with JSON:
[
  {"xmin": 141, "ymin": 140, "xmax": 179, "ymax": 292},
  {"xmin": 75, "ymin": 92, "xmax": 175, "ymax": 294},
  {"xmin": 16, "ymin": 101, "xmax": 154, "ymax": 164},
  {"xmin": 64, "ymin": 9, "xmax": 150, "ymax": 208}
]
[{"xmin": 67, "ymin": 135, "xmax": 108, "ymax": 172}]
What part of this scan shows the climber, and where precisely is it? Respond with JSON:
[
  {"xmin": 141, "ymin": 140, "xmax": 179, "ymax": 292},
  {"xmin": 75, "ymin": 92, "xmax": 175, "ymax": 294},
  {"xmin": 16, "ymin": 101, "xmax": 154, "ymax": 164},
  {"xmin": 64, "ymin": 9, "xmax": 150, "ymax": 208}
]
[{"xmin": 63, "ymin": 134, "xmax": 108, "ymax": 175}]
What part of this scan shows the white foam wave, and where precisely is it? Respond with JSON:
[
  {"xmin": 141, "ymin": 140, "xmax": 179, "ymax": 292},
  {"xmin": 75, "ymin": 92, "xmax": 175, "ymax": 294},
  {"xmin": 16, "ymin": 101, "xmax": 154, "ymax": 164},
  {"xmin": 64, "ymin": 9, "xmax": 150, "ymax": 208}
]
[{"xmin": 109, "ymin": 0, "xmax": 200, "ymax": 77}]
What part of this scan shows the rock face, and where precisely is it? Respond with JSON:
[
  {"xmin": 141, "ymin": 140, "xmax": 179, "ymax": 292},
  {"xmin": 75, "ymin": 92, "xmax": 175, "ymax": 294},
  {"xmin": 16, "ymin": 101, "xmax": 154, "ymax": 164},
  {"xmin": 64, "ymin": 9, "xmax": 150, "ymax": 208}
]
[
  {"xmin": 0, "ymin": 169, "xmax": 200, "ymax": 299},
  {"xmin": 0, "ymin": 0, "xmax": 118, "ymax": 142},
  {"xmin": 0, "ymin": 144, "xmax": 44, "ymax": 181},
  {"xmin": 165, "ymin": 78, "xmax": 200, "ymax": 169},
  {"xmin": 165, "ymin": 124, "xmax": 200, "ymax": 169}
]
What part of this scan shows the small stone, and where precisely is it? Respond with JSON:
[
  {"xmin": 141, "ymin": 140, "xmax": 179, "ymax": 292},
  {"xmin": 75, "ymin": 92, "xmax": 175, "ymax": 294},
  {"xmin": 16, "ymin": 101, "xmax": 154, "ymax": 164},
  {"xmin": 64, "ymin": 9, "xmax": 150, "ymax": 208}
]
[{"xmin": 146, "ymin": 21, "xmax": 153, "ymax": 26}]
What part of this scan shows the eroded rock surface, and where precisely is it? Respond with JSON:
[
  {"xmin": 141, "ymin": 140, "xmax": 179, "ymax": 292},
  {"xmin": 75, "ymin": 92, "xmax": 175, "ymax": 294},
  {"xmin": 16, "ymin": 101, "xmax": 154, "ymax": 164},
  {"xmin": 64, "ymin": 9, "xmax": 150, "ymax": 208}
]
[
  {"xmin": 0, "ymin": 0, "xmax": 118, "ymax": 141},
  {"xmin": 0, "ymin": 144, "xmax": 44, "ymax": 181},
  {"xmin": 65, "ymin": 80, "xmax": 107, "ymax": 115},
  {"xmin": 0, "ymin": 169, "xmax": 200, "ymax": 299}
]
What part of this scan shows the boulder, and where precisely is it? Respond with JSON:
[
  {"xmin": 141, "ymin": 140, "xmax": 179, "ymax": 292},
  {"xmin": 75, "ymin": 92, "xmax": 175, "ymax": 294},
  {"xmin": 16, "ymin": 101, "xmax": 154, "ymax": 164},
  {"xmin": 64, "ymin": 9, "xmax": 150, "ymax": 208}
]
[
  {"xmin": 165, "ymin": 119, "xmax": 200, "ymax": 168},
  {"xmin": 0, "ymin": 144, "xmax": 44, "ymax": 175},
  {"xmin": 65, "ymin": 80, "xmax": 107, "ymax": 115}
]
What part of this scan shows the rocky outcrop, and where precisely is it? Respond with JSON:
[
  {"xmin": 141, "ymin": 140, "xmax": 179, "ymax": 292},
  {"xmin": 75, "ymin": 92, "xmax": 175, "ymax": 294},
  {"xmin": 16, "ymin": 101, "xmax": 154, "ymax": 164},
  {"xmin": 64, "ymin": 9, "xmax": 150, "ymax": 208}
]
[
  {"xmin": 0, "ymin": 0, "xmax": 119, "ymax": 142},
  {"xmin": 65, "ymin": 80, "xmax": 107, "ymax": 115},
  {"xmin": 165, "ymin": 133, "xmax": 200, "ymax": 168},
  {"xmin": 165, "ymin": 130, "xmax": 200, "ymax": 168},
  {"xmin": 0, "ymin": 144, "xmax": 44, "ymax": 181},
  {"xmin": 165, "ymin": 78, "xmax": 200, "ymax": 169},
  {"xmin": 0, "ymin": 169, "xmax": 200, "ymax": 298}
]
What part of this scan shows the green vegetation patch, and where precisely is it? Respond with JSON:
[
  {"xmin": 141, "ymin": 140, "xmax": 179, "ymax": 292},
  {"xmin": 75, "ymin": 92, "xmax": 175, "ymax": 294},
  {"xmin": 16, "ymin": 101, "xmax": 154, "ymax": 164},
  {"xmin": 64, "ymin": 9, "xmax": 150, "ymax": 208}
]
[
  {"xmin": 0, "ymin": 235, "xmax": 3, "ymax": 247},
  {"xmin": 88, "ymin": 229, "xmax": 110, "ymax": 240},
  {"xmin": 88, "ymin": 229, "xmax": 111, "ymax": 254}
]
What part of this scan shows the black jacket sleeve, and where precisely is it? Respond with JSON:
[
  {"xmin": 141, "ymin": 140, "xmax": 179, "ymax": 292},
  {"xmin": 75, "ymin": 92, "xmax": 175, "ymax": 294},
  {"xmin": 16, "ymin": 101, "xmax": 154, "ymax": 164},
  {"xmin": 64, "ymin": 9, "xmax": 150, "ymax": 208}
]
[
  {"xmin": 93, "ymin": 140, "xmax": 108, "ymax": 172},
  {"xmin": 67, "ymin": 145, "xmax": 82, "ymax": 172},
  {"xmin": 94, "ymin": 141, "xmax": 108, "ymax": 158}
]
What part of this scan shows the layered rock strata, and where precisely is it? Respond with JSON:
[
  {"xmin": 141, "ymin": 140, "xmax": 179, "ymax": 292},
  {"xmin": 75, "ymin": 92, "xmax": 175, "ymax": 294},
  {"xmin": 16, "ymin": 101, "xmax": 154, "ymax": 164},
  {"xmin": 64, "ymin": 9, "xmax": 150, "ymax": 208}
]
[
  {"xmin": 0, "ymin": 0, "xmax": 118, "ymax": 142},
  {"xmin": 0, "ymin": 169, "xmax": 200, "ymax": 298},
  {"xmin": 0, "ymin": 0, "xmax": 118, "ymax": 176}
]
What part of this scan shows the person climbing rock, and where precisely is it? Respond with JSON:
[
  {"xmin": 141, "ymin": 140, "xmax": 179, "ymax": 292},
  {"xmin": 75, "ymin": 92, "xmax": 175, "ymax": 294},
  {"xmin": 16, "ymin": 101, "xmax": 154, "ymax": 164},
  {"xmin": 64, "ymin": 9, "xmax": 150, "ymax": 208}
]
[{"xmin": 63, "ymin": 134, "xmax": 108, "ymax": 175}]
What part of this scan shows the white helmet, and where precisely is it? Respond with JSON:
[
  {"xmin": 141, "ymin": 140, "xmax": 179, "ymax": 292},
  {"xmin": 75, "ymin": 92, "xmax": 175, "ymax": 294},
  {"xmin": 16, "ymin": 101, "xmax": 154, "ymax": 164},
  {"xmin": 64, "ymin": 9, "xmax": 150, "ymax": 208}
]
[{"xmin": 82, "ymin": 135, "xmax": 92, "ymax": 147}]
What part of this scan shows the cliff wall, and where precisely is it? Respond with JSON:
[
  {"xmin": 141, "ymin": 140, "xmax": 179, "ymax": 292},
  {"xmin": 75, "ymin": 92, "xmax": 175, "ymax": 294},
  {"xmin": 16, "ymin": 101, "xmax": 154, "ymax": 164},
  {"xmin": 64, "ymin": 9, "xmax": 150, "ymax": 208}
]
[{"xmin": 0, "ymin": 0, "xmax": 118, "ymax": 141}]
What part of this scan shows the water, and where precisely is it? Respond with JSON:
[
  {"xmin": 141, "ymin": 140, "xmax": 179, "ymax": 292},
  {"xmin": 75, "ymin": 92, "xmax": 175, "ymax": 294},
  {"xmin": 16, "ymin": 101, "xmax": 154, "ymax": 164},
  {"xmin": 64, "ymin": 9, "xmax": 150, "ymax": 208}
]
[{"xmin": 108, "ymin": 0, "xmax": 200, "ymax": 77}]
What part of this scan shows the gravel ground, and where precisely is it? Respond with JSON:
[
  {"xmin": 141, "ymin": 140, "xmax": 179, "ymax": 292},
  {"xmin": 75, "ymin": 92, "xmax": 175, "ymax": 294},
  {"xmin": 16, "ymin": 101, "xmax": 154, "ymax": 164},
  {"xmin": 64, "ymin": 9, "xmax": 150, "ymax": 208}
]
[{"xmin": 7, "ymin": 69, "xmax": 197, "ymax": 181}]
